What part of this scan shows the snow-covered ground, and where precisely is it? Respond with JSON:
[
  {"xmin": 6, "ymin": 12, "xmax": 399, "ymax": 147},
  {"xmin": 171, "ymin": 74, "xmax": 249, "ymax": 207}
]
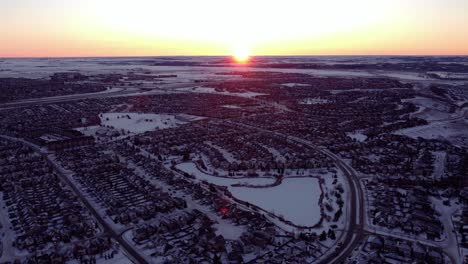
[
  {"xmin": 222, "ymin": 105, "xmax": 241, "ymax": 109},
  {"xmin": 430, "ymin": 197, "xmax": 464, "ymax": 264},
  {"xmin": 428, "ymin": 72, "xmax": 468, "ymax": 80},
  {"xmin": 39, "ymin": 133, "xmax": 69, "ymax": 142},
  {"xmin": 75, "ymin": 125, "xmax": 102, "ymax": 137},
  {"xmin": 0, "ymin": 195, "xmax": 20, "ymax": 263},
  {"xmin": 402, "ymin": 96, "xmax": 454, "ymax": 121},
  {"xmin": 394, "ymin": 119, "xmax": 468, "ymax": 147},
  {"xmin": 346, "ymin": 131, "xmax": 367, "ymax": 142},
  {"xmin": 282, "ymin": 83, "xmax": 310, "ymax": 87},
  {"xmin": 403, "ymin": 96, "xmax": 450, "ymax": 111},
  {"xmin": 76, "ymin": 113, "xmax": 205, "ymax": 140},
  {"xmin": 376, "ymin": 71, "xmax": 429, "ymax": 81},
  {"xmin": 0, "ymin": 58, "xmax": 448, "ymax": 89},
  {"xmin": 205, "ymin": 142, "xmax": 237, "ymax": 163},
  {"xmin": 176, "ymin": 86, "xmax": 266, "ymax": 98},
  {"xmin": 115, "ymin": 153, "xmax": 247, "ymax": 262},
  {"xmin": 213, "ymin": 222, "xmax": 245, "ymax": 240},
  {"xmin": 300, "ymin": 98, "xmax": 330, "ymax": 105},
  {"xmin": 396, "ymin": 95, "xmax": 468, "ymax": 147},
  {"xmin": 176, "ymin": 162, "xmax": 322, "ymax": 227},
  {"xmin": 176, "ymin": 162, "xmax": 275, "ymax": 187},
  {"xmin": 260, "ymin": 144, "xmax": 286, "ymax": 162},
  {"xmin": 99, "ymin": 112, "xmax": 204, "ymax": 134},
  {"xmin": 432, "ymin": 151, "xmax": 447, "ymax": 180},
  {"xmin": 68, "ymin": 249, "xmax": 133, "ymax": 264}
]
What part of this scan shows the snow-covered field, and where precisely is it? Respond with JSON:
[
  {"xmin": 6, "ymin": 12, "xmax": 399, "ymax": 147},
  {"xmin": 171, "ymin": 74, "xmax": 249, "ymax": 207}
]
[
  {"xmin": 39, "ymin": 134, "xmax": 69, "ymax": 142},
  {"xmin": 394, "ymin": 119, "xmax": 468, "ymax": 147},
  {"xmin": 176, "ymin": 86, "xmax": 266, "ymax": 98},
  {"xmin": 432, "ymin": 151, "xmax": 446, "ymax": 180},
  {"xmin": 403, "ymin": 96, "xmax": 450, "ymax": 112},
  {"xmin": 100, "ymin": 112, "xmax": 204, "ymax": 134},
  {"xmin": 376, "ymin": 71, "xmax": 429, "ymax": 81},
  {"xmin": 346, "ymin": 131, "xmax": 367, "ymax": 142},
  {"xmin": 402, "ymin": 96, "xmax": 454, "ymax": 121},
  {"xmin": 300, "ymin": 98, "xmax": 330, "ymax": 105},
  {"xmin": 396, "ymin": 95, "xmax": 468, "ymax": 147},
  {"xmin": 428, "ymin": 71, "xmax": 468, "ymax": 80},
  {"xmin": 75, "ymin": 125, "xmax": 102, "ymax": 137},
  {"xmin": 282, "ymin": 83, "xmax": 310, "ymax": 87},
  {"xmin": 176, "ymin": 162, "xmax": 322, "ymax": 227},
  {"xmin": 0, "ymin": 57, "xmax": 447, "ymax": 86},
  {"xmin": 222, "ymin": 105, "xmax": 241, "ymax": 109}
]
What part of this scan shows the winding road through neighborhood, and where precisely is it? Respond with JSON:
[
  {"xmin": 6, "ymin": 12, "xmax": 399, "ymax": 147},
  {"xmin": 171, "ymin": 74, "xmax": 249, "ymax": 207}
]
[
  {"xmin": 227, "ymin": 121, "xmax": 366, "ymax": 264},
  {"xmin": 1, "ymin": 83, "xmax": 463, "ymax": 263}
]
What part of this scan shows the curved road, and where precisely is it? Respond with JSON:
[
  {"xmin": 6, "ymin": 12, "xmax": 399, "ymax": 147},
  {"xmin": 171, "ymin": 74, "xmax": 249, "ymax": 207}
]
[
  {"xmin": 228, "ymin": 122, "xmax": 366, "ymax": 264},
  {"xmin": 0, "ymin": 83, "xmax": 369, "ymax": 263},
  {"xmin": 315, "ymin": 147, "xmax": 365, "ymax": 264}
]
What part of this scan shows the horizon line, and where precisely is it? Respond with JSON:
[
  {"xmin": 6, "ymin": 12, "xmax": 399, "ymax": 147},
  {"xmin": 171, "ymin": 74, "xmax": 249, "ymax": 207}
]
[{"xmin": 2, "ymin": 54, "xmax": 468, "ymax": 59}]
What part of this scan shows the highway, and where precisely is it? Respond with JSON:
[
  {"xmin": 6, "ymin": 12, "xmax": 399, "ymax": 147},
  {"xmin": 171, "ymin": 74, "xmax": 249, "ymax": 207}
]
[
  {"xmin": 0, "ymin": 87, "xmax": 145, "ymax": 109},
  {"xmin": 0, "ymin": 81, "xmax": 220, "ymax": 110},
  {"xmin": 315, "ymin": 147, "xmax": 366, "ymax": 264}
]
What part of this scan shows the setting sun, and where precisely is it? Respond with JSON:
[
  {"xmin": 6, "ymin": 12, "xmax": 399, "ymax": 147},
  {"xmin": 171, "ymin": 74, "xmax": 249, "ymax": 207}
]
[{"xmin": 233, "ymin": 47, "xmax": 251, "ymax": 63}]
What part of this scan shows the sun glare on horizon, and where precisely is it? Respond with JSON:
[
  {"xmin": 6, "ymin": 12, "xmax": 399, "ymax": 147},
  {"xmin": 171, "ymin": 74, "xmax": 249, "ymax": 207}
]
[
  {"xmin": 1, "ymin": 0, "xmax": 468, "ymax": 57},
  {"xmin": 233, "ymin": 46, "xmax": 251, "ymax": 63}
]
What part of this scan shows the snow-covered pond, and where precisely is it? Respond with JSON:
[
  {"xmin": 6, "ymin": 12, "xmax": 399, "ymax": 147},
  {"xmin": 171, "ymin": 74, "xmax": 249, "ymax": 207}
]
[
  {"xmin": 230, "ymin": 178, "xmax": 322, "ymax": 226},
  {"xmin": 176, "ymin": 162, "xmax": 322, "ymax": 227}
]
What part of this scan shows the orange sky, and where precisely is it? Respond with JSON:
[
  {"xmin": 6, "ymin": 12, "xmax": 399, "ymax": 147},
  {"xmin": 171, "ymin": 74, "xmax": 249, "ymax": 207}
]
[{"xmin": 1, "ymin": 0, "xmax": 468, "ymax": 57}]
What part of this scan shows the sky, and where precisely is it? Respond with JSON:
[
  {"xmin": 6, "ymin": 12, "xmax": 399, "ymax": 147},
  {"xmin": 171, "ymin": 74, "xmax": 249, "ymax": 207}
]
[{"xmin": 1, "ymin": 0, "xmax": 468, "ymax": 57}]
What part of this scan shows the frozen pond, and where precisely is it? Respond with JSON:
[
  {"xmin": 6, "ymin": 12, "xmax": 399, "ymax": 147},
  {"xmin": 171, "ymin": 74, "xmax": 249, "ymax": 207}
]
[
  {"xmin": 176, "ymin": 162, "xmax": 322, "ymax": 226},
  {"xmin": 231, "ymin": 178, "xmax": 322, "ymax": 226}
]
